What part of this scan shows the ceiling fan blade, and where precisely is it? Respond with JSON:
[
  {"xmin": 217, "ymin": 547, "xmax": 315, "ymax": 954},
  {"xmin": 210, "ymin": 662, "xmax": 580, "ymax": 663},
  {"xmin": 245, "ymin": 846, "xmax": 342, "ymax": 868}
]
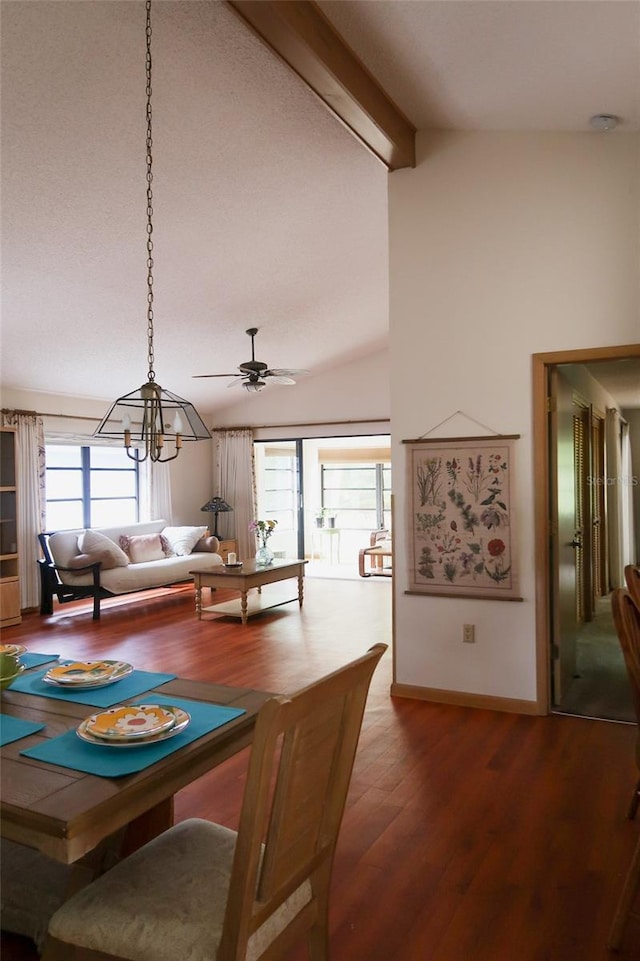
[
  {"xmin": 227, "ymin": 376, "xmax": 246, "ymax": 388},
  {"xmin": 265, "ymin": 368, "xmax": 309, "ymax": 378},
  {"xmin": 267, "ymin": 375, "xmax": 296, "ymax": 385},
  {"xmin": 192, "ymin": 373, "xmax": 240, "ymax": 379}
]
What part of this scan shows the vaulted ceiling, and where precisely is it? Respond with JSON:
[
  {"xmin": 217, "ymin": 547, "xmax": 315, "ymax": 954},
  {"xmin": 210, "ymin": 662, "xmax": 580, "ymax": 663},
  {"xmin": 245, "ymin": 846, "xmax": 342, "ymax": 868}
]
[{"xmin": 2, "ymin": 1, "xmax": 638, "ymax": 412}]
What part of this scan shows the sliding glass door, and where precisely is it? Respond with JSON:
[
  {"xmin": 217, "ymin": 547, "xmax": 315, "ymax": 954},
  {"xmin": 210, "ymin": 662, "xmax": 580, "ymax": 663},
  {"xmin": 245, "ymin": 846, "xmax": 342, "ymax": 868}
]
[
  {"xmin": 253, "ymin": 441, "xmax": 303, "ymax": 558},
  {"xmin": 254, "ymin": 435, "xmax": 391, "ymax": 571}
]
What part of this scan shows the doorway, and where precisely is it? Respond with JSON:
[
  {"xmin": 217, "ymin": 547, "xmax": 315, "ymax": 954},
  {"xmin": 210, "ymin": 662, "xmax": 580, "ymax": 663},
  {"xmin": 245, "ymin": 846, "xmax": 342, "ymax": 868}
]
[
  {"xmin": 533, "ymin": 344, "xmax": 640, "ymax": 720},
  {"xmin": 253, "ymin": 434, "xmax": 392, "ymax": 580}
]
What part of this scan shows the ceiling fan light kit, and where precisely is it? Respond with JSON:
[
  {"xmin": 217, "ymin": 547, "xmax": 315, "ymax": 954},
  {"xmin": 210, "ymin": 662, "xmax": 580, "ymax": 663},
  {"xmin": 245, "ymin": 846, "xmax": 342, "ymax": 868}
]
[
  {"xmin": 193, "ymin": 327, "xmax": 308, "ymax": 392},
  {"xmin": 95, "ymin": 0, "xmax": 210, "ymax": 463}
]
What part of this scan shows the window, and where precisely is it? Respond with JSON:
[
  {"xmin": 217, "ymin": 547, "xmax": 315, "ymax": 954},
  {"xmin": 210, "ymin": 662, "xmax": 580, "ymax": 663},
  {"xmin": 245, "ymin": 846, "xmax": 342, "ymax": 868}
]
[
  {"xmin": 45, "ymin": 445, "xmax": 140, "ymax": 531},
  {"xmin": 321, "ymin": 462, "xmax": 391, "ymax": 531}
]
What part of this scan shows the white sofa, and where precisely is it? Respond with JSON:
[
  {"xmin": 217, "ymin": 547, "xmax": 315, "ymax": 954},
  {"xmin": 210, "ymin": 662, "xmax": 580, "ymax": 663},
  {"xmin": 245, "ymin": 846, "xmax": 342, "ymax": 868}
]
[{"xmin": 38, "ymin": 520, "xmax": 224, "ymax": 620}]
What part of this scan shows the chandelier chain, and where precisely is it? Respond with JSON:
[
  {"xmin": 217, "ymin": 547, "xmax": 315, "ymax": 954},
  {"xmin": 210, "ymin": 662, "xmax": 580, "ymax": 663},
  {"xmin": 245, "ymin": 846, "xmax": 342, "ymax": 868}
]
[{"xmin": 145, "ymin": 0, "xmax": 155, "ymax": 381}]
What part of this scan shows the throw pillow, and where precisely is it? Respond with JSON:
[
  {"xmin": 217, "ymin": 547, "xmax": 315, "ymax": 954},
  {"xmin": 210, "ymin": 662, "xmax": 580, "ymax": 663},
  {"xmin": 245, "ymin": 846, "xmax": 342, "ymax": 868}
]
[
  {"xmin": 67, "ymin": 551, "xmax": 115, "ymax": 571},
  {"xmin": 119, "ymin": 533, "xmax": 167, "ymax": 564},
  {"xmin": 193, "ymin": 535, "xmax": 220, "ymax": 553},
  {"xmin": 161, "ymin": 526, "xmax": 208, "ymax": 556},
  {"xmin": 78, "ymin": 530, "xmax": 129, "ymax": 568}
]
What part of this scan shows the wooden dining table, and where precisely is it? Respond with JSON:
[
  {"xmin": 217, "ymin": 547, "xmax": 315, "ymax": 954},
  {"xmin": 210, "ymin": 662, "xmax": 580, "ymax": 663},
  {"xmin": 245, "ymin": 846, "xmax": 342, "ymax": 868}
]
[{"xmin": 1, "ymin": 673, "xmax": 272, "ymax": 866}]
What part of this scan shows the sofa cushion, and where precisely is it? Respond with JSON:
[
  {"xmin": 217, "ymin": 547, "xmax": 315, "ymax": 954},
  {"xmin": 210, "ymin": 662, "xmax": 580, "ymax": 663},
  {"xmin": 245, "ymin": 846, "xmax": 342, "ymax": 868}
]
[
  {"xmin": 161, "ymin": 526, "xmax": 208, "ymax": 556},
  {"xmin": 67, "ymin": 551, "xmax": 115, "ymax": 571},
  {"xmin": 193, "ymin": 535, "xmax": 220, "ymax": 553},
  {"xmin": 78, "ymin": 530, "xmax": 129, "ymax": 568},
  {"xmin": 119, "ymin": 533, "xmax": 170, "ymax": 564}
]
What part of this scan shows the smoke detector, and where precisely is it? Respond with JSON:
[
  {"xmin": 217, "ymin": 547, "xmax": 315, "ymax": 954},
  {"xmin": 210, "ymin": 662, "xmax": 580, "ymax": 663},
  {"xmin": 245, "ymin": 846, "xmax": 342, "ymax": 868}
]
[{"xmin": 589, "ymin": 114, "xmax": 619, "ymax": 131}]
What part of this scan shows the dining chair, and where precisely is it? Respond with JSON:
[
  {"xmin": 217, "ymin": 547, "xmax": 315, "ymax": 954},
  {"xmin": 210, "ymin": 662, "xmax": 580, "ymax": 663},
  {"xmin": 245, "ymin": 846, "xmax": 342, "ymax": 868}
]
[
  {"xmin": 612, "ymin": 588, "xmax": 640, "ymax": 821},
  {"xmin": 42, "ymin": 643, "xmax": 387, "ymax": 961},
  {"xmin": 625, "ymin": 565, "xmax": 640, "ymax": 609},
  {"xmin": 609, "ymin": 590, "xmax": 640, "ymax": 950}
]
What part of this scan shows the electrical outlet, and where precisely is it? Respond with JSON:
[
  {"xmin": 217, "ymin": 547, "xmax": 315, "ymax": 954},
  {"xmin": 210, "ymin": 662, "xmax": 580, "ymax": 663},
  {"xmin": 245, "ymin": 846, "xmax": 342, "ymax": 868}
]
[{"xmin": 463, "ymin": 624, "xmax": 475, "ymax": 643}]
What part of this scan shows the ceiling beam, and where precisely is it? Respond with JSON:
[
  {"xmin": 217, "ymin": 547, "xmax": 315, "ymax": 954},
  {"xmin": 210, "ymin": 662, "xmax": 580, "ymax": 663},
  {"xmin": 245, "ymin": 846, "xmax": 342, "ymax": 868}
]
[{"xmin": 226, "ymin": 0, "xmax": 416, "ymax": 171}]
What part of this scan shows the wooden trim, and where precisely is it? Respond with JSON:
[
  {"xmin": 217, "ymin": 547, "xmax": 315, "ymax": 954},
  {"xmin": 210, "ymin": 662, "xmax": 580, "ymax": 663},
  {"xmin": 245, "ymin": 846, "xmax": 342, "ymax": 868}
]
[
  {"xmin": 390, "ymin": 682, "xmax": 543, "ymax": 716},
  {"xmin": 532, "ymin": 353, "xmax": 552, "ymax": 713},
  {"xmin": 532, "ymin": 343, "xmax": 640, "ymax": 715},
  {"xmin": 404, "ymin": 590, "xmax": 523, "ymax": 602},
  {"xmin": 402, "ymin": 434, "xmax": 520, "ymax": 444},
  {"xmin": 226, "ymin": 0, "xmax": 416, "ymax": 170},
  {"xmin": 531, "ymin": 344, "xmax": 640, "ymax": 366}
]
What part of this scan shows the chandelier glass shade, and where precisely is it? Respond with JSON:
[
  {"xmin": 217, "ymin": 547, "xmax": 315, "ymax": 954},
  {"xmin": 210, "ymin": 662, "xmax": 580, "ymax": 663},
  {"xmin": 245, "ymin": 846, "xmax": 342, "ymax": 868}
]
[{"xmin": 95, "ymin": 0, "xmax": 210, "ymax": 463}]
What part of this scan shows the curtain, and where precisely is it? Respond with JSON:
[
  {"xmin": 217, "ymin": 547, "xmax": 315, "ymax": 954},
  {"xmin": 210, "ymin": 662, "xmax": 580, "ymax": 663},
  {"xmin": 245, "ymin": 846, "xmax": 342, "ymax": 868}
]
[
  {"xmin": 213, "ymin": 429, "xmax": 255, "ymax": 561},
  {"xmin": 146, "ymin": 460, "xmax": 173, "ymax": 524},
  {"xmin": 2, "ymin": 411, "xmax": 46, "ymax": 610},
  {"xmin": 606, "ymin": 408, "xmax": 624, "ymax": 589}
]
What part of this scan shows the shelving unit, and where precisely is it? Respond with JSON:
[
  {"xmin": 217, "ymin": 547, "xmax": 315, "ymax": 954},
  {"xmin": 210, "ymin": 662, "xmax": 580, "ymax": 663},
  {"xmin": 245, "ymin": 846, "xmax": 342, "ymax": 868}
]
[{"xmin": 0, "ymin": 427, "xmax": 21, "ymax": 626}]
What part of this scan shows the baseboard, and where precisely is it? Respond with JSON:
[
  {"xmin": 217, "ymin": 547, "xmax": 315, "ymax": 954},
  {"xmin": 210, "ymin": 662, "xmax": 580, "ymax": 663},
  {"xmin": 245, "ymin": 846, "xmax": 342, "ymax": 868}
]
[{"xmin": 390, "ymin": 682, "xmax": 544, "ymax": 716}]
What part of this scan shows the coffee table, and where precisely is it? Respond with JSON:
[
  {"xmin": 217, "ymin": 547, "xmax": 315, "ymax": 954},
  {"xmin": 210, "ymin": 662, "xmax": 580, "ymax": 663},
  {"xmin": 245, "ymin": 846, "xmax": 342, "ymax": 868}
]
[{"xmin": 192, "ymin": 558, "xmax": 308, "ymax": 625}]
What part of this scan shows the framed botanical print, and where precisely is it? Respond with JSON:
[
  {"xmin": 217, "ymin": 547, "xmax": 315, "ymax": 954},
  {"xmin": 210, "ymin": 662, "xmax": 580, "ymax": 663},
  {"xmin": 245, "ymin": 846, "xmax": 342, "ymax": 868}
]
[{"xmin": 404, "ymin": 435, "xmax": 522, "ymax": 601}]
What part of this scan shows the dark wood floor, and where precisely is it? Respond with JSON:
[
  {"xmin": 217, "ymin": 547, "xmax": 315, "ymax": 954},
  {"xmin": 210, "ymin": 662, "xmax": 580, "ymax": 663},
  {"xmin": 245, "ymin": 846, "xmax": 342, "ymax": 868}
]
[{"xmin": 2, "ymin": 577, "xmax": 639, "ymax": 960}]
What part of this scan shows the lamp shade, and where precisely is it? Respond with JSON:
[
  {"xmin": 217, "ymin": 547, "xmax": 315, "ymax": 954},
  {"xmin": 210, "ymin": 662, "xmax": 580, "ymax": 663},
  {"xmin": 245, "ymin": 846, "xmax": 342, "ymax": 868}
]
[{"xmin": 201, "ymin": 497, "xmax": 233, "ymax": 538}]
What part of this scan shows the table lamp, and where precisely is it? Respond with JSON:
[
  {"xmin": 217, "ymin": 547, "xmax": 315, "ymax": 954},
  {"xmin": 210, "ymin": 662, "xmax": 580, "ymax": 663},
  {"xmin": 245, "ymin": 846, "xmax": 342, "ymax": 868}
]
[{"xmin": 201, "ymin": 497, "xmax": 233, "ymax": 539}]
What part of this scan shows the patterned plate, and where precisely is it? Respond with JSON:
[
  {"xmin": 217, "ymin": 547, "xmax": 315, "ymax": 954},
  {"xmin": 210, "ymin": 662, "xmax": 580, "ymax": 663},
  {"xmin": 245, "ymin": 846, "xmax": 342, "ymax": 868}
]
[
  {"xmin": 76, "ymin": 706, "xmax": 190, "ymax": 747},
  {"xmin": 0, "ymin": 644, "xmax": 26, "ymax": 657},
  {"xmin": 44, "ymin": 660, "xmax": 133, "ymax": 689},
  {"xmin": 85, "ymin": 704, "xmax": 177, "ymax": 741}
]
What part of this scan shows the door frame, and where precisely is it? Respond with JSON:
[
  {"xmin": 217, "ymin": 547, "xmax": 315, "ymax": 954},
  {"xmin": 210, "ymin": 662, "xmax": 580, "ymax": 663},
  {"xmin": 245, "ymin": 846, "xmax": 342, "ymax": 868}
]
[{"xmin": 532, "ymin": 343, "xmax": 640, "ymax": 712}]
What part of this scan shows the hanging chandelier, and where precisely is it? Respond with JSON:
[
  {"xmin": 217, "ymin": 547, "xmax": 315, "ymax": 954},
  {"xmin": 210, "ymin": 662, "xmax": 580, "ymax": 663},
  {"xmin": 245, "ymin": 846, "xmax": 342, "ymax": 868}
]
[{"xmin": 95, "ymin": 0, "xmax": 210, "ymax": 463}]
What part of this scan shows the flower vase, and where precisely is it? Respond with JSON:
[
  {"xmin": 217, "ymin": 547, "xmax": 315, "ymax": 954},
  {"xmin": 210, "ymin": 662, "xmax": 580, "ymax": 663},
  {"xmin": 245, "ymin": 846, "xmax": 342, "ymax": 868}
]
[{"xmin": 255, "ymin": 545, "xmax": 274, "ymax": 566}]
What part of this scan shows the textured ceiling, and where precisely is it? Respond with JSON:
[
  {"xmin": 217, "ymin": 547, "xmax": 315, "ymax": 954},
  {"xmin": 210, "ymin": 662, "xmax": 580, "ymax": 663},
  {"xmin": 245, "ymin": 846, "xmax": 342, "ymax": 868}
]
[{"xmin": 1, "ymin": 1, "xmax": 638, "ymax": 414}]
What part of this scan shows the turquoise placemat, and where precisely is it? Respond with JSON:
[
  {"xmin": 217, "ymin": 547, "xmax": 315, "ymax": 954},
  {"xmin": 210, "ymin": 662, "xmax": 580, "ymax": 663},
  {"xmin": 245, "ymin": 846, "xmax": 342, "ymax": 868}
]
[
  {"xmin": 9, "ymin": 669, "xmax": 177, "ymax": 708},
  {"xmin": 21, "ymin": 652, "xmax": 60, "ymax": 669},
  {"xmin": 0, "ymin": 714, "xmax": 45, "ymax": 747},
  {"xmin": 19, "ymin": 697, "xmax": 247, "ymax": 777}
]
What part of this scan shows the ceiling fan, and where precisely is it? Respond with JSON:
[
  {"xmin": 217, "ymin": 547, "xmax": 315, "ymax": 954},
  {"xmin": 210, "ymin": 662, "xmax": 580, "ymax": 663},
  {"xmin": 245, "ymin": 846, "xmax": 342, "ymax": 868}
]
[{"xmin": 193, "ymin": 328, "xmax": 308, "ymax": 392}]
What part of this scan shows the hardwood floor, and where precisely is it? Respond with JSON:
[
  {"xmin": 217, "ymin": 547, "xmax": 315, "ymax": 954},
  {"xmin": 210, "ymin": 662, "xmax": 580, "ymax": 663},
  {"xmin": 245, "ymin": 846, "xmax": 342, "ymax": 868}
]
[{"xmin": 2, "ymin": 576, "xmax": 640, "ymax": 960}]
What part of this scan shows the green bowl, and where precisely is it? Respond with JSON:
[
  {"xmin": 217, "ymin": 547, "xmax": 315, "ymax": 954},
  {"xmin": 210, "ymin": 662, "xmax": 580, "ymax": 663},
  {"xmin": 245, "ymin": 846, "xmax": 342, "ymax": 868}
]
[
  {"xmin": 0, "ymin": 667, "xmax": 24, "ymax": 690},
  {"xmin": 0, "ymin": 653, "xmax": 24, "ymax": 690}
]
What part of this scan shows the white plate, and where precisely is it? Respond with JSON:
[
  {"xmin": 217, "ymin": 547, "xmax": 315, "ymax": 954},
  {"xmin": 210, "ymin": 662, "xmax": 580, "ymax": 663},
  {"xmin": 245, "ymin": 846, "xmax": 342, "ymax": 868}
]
[
  {"xmin": 76, "ymin": 706, "xmax": 190, "ymax": 747},
  {"xmin": 86, "ymin": 704, "xmax": 176, "ymax": 741},
  {"xmin": 43, "ymin": 660, "xmax": 133, "ymax": 689}
]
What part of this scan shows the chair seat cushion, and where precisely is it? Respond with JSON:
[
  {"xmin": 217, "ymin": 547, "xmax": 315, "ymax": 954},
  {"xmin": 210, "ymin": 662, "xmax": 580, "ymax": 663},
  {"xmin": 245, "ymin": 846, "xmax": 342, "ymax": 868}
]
[
  {"xmin": 48, "ymin": 818, "xmax": 311, "ymax": 961},
  {"xmin": 1, "ymin": 840, "xmax": 73, "ymax": 952}
]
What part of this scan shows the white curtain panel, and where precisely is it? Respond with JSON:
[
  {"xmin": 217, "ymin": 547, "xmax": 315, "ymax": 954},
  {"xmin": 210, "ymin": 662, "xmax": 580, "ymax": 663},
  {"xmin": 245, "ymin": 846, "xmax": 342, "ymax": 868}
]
[
  {"xmin": 213, "ymin": 429, "xmax": 255, "ymax": 561},
  {"xmin": 147, "ymin": 459, "xmax": 173, "ymax": 525},
  {"xmin": 2, "ymin": 412, "xmax": 46, "ymax": 610}
]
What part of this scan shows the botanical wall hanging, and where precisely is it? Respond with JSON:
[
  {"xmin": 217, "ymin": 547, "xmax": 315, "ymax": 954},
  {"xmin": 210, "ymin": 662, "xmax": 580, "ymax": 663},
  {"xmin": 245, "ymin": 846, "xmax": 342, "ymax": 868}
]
[{"xmin": 404, "ymin": 434, "xmax": 522, "ymax": 601}]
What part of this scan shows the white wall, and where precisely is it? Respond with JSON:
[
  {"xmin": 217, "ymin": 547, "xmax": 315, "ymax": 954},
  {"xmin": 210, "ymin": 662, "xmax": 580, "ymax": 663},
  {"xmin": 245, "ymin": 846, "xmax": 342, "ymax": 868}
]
[
  {"xmin": 389, "ymin": 131, "xmax": 640, "ymax": 706},
  {"xmin": 212, "ymin": 348, "xmax": 390, "ymax": 437}
]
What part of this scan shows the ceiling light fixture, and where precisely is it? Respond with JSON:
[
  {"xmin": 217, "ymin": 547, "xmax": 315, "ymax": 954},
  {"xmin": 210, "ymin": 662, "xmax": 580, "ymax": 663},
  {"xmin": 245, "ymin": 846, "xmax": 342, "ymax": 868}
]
[
  {"xmin": 95, "ymin": 0, "xmax": 210, "ymax": 463},
  {"xmin": 244, "ymin": 380, "xmax": 267, "ymax": 393},
  {"xmin": 589, "ymin": 114, "xmax": 619, "ymax": 131}
]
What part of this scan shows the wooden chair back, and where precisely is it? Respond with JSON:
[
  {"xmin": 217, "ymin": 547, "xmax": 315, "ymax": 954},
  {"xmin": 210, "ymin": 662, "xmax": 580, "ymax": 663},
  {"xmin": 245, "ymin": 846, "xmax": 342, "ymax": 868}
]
[
  {"xmin": 625, "ymin": 565, "xmax": 640, "ymax": 609},
  {"xmin": 219, "ymin": 642, "xmax": 387, "ymax": 960},
  {"xmin": 612, "ymin": 589, "xmax": 640, "ymax": 726},
  {"xmin": 609, "ymin": 591, "xmax": 640, "ymax": 947}
]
